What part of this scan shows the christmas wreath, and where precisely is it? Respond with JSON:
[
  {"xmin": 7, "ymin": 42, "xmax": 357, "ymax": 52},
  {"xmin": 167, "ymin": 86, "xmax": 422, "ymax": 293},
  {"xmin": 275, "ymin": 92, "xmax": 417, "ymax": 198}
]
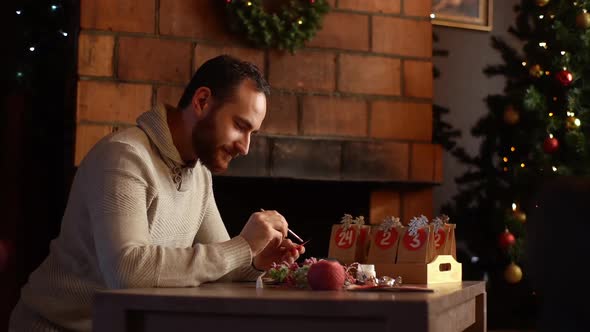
[{"xmin": 225, "ymin": 0, "xmax": 330, "ymax": 53}]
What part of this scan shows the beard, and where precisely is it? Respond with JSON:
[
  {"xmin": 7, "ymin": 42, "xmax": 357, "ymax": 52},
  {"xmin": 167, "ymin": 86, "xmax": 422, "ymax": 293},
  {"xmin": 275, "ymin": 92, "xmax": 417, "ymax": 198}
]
[{"xmin": 191, "ymin": 110, "xmax": 230, "ymax": 174}]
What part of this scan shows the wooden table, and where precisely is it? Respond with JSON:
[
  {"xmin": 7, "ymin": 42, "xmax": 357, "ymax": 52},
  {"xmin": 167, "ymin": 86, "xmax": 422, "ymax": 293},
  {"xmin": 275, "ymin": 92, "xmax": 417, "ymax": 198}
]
[{"xmin": 93, "ymin": 281, "xmax": 486, "ymax": 332}]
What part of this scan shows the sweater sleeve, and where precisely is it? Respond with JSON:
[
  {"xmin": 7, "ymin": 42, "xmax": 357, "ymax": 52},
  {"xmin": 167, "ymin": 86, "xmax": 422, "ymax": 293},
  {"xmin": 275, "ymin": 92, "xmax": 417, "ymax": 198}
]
[
  {"xmin": 87, "ymin": 142, "xmax": 252, "ymax": 289},
  {"xmin": 193, "ymin": 173, "xmax": 263, "ymax": 282}
]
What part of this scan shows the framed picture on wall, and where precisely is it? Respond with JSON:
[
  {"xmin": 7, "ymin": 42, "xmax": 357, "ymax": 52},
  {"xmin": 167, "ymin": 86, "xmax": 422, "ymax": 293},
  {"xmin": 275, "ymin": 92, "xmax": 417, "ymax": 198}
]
[{"xmin": 431, "ymin": 0, "xmax": 493, "ymax": 31}]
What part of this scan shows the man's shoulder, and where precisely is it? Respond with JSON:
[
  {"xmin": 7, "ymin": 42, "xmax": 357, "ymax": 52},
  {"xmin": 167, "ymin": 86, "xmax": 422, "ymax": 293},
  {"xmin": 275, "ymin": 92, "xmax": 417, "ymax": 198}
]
[
  {"xmin": 80, "ymin": 127, "xmax": 155, "ymax": 169},
  {"xmin": 107, "ymin": 126, "xmax": 149, "ymax": 147}
]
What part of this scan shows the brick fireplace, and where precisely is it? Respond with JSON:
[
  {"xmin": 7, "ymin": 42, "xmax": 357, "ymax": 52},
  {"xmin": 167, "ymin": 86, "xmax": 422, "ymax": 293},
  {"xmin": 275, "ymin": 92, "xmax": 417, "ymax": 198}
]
[{"xmin": 75, "ymin": 0, "xmax": 440, "ymax": 257}]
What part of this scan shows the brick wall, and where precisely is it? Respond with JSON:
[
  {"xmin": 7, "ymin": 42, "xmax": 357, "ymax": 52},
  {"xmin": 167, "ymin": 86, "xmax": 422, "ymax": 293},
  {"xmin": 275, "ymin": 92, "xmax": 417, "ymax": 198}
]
[{"xmin": 76, "ymin": 0, "xmax": 440, "ymax": 223}]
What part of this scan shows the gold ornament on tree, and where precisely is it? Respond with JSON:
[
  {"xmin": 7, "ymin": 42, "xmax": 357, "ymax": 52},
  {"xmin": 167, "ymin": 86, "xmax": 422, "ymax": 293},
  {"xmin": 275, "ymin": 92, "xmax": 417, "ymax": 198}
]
[
  {"xmin": 503, "ymin": 105, "xmax": 520, "ymax": 125},
  {"xmin": 504, "ymin": 262, "xmax": 523, "ymax": 284},
  {"xmin": 576, "ymin": 11, "xmax": 590, "ymax": 29},
  {"xmin": 566, "ymin": 116, "xmax": 581, "ymax": 130},
  {"xmin": 529, "ymin": 64, "xmax": 543, "ymax": 78},
  {"xmin": 514, "ymin": 210, "xmax": 527, "ymax": 223},
  {"xmin": 536, "ymin": 0, "xmax": 550, "ymax": 7},
  {"xmin": 511, "ymin": 203, "xmax": 527, "ymax": 222}
]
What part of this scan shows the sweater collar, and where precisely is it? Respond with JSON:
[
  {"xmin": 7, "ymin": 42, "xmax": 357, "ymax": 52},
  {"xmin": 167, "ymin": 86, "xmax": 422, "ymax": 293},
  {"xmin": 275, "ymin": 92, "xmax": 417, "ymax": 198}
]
[{"xmin": 137, "ymin": 103, "xmax": 196, "ymax": 169}]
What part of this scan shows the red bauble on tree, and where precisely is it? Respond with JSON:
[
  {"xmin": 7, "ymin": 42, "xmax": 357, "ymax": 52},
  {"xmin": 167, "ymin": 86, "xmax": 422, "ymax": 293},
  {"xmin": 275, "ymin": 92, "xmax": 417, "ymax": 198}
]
[
  {"xmin": 498, "ymin": 229, "xmax": 516, "ymax": 248},
  {"xmin": 543, "ymin": 136, "xmax": 559, "ymax": 153},
  {"xmin": 555, "ymin": 69, "xmax": 574, "ymax": 86}
]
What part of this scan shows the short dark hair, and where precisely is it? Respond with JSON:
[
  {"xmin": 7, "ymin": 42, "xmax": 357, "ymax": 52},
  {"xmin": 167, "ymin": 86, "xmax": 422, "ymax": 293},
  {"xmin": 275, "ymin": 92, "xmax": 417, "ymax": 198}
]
[{"xmin": 177, "ymin": 55, "xmax": 270, "ymax": 110}]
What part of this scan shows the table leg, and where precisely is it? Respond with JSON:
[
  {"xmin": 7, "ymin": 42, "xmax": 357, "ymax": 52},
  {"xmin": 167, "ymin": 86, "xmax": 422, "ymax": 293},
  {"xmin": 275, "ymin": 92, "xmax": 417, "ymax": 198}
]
[{"xmin": 465, "ymin": 292, "xmax": 486, "ymax": 332}]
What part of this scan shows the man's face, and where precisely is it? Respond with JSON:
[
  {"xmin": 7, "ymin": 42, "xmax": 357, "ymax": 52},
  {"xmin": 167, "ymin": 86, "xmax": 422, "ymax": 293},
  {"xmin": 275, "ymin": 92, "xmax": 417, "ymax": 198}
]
[{"xmin": 191, "ymin": 80, "xmax": 266, "ymax": 174}]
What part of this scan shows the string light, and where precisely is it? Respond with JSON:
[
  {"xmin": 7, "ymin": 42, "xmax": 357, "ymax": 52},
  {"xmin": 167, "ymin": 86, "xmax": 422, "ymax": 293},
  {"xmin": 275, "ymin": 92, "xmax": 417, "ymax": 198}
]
[
  {"xmin": 16, "ymin": 10, "xmax": 22, "ymax": 15},
  {"xmin": 247, "ymin": 1, "xmax": 252, "ymax": 6},
  {"xmin": 510, "ymin": 147, "xmax": 516, "ymax": 152},
  {"xmin": 549, "ymin": 112, "xmax": 554, "ymax": 117},
  {"xmin": 16, "ymin": 72, "xmax": 23, "ymax": 78},
  {"xmin": 574, "ymin": 118, "xmax": 581, "ymax": 127},
  {"xmin": 549, "ymin": 133, "xmax": 554, "ymax": 139},
  {"xmin": 503, "ymin": 157, "xmax": 509, "ymax": 162},
  {"xmin": 567, "ymin": 111, "xmax": 575, "ymax": 116},
  {"xmin": 298, "ymin": 19, "xmax": 303, "ymax": 24},
  {"xmin": 430, "ymin": 13, "xmax": 436, "ymax": 19},
  {"xmin": 51, "ymin": 5, "xmax": 58, "ymax": 11},
  {"xmin": 520, "ymin": 163, "xmax": 526, "ymax": 168},
  {"xmin": 539, "ymin": 15, "xmax": 544, "ymax": 19},
  {"xmin": 29, "ymin": 46, "xmax": 35, "ymax": 52},
  {"xmin": 503, "ymin": 167, "xmax": 508, "ymax": 172},
  {"xmin": 512, "ymin": 203, "xmax": 517, "ymax": 211},
  {"xmin": 522, "ymin": 61, "xmax": 527, "ymax": 66},
  {"xmin": 59, "ymin": 30, "xmax": 68, "ymax": 37},
  {"xmin": 544, "ymin": 71, "xmax": 551, "ymax": 75},
  {"xmin": 552, "ymin": 166, "xmax": 558, "ymax": 172},
  {"xmin": 539, "ymin": 42, "xmax": 547, "ymax": 49},
  {"xmin": 561, "ymin": 51, "xmax": 566, "ymax": 55}
]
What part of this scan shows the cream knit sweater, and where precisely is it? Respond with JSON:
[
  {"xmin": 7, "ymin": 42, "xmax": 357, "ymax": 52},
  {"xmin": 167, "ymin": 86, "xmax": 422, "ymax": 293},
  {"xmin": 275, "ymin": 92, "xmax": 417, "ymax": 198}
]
[{"xmin": 10, "ymin": 104, "xmax": 261, "ymax": 331}]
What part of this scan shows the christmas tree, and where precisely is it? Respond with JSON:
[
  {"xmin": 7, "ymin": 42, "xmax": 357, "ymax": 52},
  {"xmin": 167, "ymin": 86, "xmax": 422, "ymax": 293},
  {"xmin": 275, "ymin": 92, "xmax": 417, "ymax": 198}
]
[{"xmin": 441, "ymin": 0, "xmax": 590, "ymax": 328}]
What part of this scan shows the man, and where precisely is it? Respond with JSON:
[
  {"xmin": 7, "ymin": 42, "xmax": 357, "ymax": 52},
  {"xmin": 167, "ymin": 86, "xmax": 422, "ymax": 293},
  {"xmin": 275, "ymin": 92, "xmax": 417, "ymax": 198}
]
[{"xmin": 10, "ymin": 55, "xmax": 304, "ymax": 331}]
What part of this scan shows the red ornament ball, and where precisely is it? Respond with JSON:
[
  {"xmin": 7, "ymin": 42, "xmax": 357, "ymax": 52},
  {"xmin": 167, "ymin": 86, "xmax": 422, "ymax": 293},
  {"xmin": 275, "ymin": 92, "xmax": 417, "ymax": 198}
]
[
  {"xmin": 498, "ymin": 230, "xmax": 516, "ymax": 248},
  {"xmin": 307, "ymin": 259, "xmax": 345, "ymax": 290},
  {"xmin": 555, "ymin": 70, "xmax": 574, "ymax": 86},
  {"xmin": 543, "ymin": 137, "xmax": 559, "ymax": 154}
]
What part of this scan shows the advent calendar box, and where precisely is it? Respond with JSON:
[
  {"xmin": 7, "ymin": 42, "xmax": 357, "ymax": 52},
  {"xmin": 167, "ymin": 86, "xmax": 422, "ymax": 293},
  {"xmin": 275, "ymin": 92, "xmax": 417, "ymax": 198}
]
[{"xmin": 327, "ymin": 214, "xmax": 370, "ymax": 264}]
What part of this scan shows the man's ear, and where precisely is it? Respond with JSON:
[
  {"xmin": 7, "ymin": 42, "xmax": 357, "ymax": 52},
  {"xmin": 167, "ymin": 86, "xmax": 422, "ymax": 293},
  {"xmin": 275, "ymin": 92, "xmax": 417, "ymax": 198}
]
[{"xmin": 191, "ymin": 87, "xmax": 212, "ymax": 119}]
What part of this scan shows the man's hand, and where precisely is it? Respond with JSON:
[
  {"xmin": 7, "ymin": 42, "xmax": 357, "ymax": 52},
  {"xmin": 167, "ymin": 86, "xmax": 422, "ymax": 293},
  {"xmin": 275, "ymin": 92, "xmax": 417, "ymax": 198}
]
[
  {"xmin": 253, "ymin": 238, "xmax": 306, "ymax": 271},
  {"xmin": 240, "ymin": 210, "xmax": 288, "ymax": 256}
]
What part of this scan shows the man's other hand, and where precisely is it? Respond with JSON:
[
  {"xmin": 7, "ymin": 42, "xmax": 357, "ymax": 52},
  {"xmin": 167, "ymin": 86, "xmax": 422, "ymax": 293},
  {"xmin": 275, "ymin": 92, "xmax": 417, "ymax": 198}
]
[{"xmin": 253, "ymin": 238, "xmax": 306, "ymax": 271}]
